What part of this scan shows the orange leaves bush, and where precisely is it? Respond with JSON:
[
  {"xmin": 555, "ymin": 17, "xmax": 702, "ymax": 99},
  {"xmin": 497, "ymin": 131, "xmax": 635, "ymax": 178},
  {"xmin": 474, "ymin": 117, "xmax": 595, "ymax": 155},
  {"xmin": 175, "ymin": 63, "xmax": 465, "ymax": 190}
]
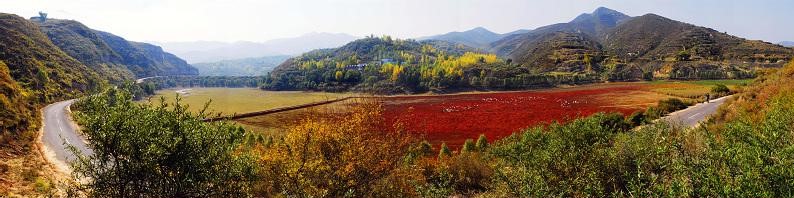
[{"xmin": 255, "ymin": 102, "xmax": 416, "ymax": 197}]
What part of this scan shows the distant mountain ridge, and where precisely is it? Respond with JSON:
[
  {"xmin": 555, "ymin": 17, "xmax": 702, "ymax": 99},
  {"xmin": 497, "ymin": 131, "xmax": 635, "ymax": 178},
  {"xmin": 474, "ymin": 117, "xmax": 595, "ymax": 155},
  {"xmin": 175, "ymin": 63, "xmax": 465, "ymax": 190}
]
[
  {"xmin": 32, "ymin": 17, "xmax": 197, "ymax": 79},
  {"xmin": 780, "ymin": 41, "xmax": 794, "ymax": 47},
  {"xmin": 491, "ymin": 7, "xmax": 793, "ymax": 75},
  {"xmin": 269, "ymin": 7, "xmax": 794, "ymax": 94},
  {"xmin": 418, "ymin": 27, "xmax": 530, "ymax": 49},
  {"xmin": 157, "ymin": 32, "xmax": 359, "ymax": 63},
  {"xmin": 418, "ymin": 27, "xmax": 504, "ymax": 49},
  {"xmin": 193, "ymin": 55, "xmax": 290, "ymax": 76}
]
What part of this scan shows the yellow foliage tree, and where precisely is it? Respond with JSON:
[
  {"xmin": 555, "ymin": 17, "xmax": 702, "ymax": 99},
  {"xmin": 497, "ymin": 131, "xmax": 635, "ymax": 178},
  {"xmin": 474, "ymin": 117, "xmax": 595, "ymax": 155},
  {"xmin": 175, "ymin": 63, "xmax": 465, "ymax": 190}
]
[{"xmin": 255, "ymin": 103, "xmax": 416, "ymax": 197}]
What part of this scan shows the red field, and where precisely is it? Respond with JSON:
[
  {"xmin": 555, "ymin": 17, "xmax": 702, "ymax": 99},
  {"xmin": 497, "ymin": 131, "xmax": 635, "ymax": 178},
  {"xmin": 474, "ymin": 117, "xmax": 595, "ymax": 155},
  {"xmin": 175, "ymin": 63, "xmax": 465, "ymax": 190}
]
[{"xmin": 380, "ymin": 83, "xmax": 671, "ymax": 148}]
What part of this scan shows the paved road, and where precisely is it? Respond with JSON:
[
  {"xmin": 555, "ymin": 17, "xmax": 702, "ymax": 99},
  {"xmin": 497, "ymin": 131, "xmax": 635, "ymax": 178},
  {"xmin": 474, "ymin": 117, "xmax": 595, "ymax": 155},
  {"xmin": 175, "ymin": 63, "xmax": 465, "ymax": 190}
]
[
  {"xmin": 41, "ymin": 99, "xmax": 92, "ymax": 164},
  {"xmin": 42, "ymin": 77, "xmax": 153, "ymax": 166},
  {"xmin": 135, "ymin": 76, "xmax": 161, "ymax": 83},
  {"xmin": 661, "ymin": 95, "xmax": 731, "ymax": 128}
]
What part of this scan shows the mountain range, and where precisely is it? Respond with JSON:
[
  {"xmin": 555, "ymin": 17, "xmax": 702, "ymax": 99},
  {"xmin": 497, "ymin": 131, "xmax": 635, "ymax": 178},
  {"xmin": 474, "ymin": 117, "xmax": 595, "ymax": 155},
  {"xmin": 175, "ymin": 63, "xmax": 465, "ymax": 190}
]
[
  {"xmin": 269, "ymin": 7, "xmax": 793, "ymax": 93},
  {"xmin": 156, "ymin": 32, "xmax": 359, "ymax": 63},
  {"xmin": 192, "ymin": 55, "xmax": 290, "ymax": 76},
  {"xmin": 417, "ymin": 27, "xmax": 530, "ymax": 49},
  {"xmin": 33, "ymin": 18, "xmax": 197, "ymax": 80},
  {"xmin": 419, "ymin": 7, "xmax": 791, "ymax": 74},
  {"xmin": 780, "ymin": 41, "xmax": 794, "ymax": 47}
]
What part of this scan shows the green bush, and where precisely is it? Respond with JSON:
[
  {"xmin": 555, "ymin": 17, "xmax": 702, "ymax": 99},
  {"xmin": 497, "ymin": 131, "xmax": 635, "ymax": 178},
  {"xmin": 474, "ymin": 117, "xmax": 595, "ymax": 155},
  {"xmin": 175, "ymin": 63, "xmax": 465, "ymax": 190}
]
[
  {"xmin": 711, "ymin": 84, "xmax": 730, "ymax": 96},
  {"xmin": 71, "ymin": 88, "xmax": 258, "ymax": 197},
  {"xmin": 475, "ymin": 134, "xmax": 488, "ymax": 151},
  {"xmin": 657, "ymin": 98, "xmax": 689, "ymax": 114},
  {"xmin": 439, "ymin": 142, "xmax": 452, "ymax": 158},
  {"xmin": 461, "ymin": 139, "xmax": 476, "ymax": 153}
]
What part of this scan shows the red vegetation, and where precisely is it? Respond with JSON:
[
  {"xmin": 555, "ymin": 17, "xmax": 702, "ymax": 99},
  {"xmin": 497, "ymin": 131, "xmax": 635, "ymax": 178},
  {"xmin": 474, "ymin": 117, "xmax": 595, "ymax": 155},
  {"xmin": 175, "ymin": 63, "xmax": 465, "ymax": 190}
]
[{"xmin": 381, "ymin": 85, "xmax": 650, "ymax": 148}]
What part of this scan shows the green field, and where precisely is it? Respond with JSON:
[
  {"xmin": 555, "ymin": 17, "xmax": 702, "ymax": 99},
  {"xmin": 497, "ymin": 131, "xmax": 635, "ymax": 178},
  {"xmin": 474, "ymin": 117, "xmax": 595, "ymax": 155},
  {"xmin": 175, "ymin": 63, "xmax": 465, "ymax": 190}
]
[
  {"xmin": 143, "ymin": 88, "xmax": 357, "ymax": 115},
  {"xmin": 644, "ymin": 79, "xmax": 751, "ymax": 99}
]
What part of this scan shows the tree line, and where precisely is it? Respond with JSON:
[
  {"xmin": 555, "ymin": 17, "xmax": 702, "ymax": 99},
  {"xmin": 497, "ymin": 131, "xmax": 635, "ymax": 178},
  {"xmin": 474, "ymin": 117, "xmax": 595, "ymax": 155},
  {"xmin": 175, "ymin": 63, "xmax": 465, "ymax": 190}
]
[{"xmin": 263, "ymin": 36, "xmax": 756, "ymax": 94}]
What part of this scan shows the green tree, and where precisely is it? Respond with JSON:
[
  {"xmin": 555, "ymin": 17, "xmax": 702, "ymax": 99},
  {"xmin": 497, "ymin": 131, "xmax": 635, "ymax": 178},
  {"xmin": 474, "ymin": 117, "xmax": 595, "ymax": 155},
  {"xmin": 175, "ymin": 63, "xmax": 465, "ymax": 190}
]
[
  {"xmin": 475, "ymin": 134, "xmax": 488, "ymax": 151},
  {"xmin": 461, "ymin": 139, "xmax": 476, "ymax": 153},
  {"xmin": 439, "ymin": 142, "xmax": 452, "ymax": 158},
  {"xmin": 711, "ymin": 84, "xmax": 730, "ymax": 95},
  {"xmin": 657, "ymin": 98, "xmax": 688, "ymax": 114},
  {"xmin": 71, "ymin": 88, "xmax": 257, "ymax": 197}
]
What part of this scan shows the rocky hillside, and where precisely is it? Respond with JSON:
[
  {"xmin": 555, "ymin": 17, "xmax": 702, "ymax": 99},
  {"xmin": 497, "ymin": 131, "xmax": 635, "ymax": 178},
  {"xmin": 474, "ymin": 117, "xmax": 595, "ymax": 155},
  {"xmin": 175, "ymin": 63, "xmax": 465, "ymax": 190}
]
[
  {"xmin": 492, "ymin": 7, "xmax": 793, "ymax": 78},
  {"xmin": 491, "ymin": 7, "xmax": 629, "ymax": 56},
  {"xmin": 31, "ymin": 17, "xmax": 198, "ymax": 80},
  {"xmin": 30, "ymin": 17, "xmax": 198, "ymax": 81},
  {"xmin": 0, "ymin": 14, "xmax": 103, "ymax": 104},
  {"xmin": 0, "ymin": 13, "xmax": 104, "ymax": 159},
  {"xmin": 32, "ymin": 18, "xmax": 134, "ymax": 82},
  {"xmin": 33, "ymin": 17, "xmax": 197, "ymax": 79}
]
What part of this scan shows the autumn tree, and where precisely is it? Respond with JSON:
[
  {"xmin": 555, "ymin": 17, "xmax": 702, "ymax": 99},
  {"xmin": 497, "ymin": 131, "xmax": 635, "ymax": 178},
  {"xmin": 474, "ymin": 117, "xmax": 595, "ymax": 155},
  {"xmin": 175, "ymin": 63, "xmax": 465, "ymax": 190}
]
[
  {"xmin": 335, "ymin": 70, "xmax": 344, "ymax": 81},
  {"xmin": 256, "ymin": 102, "xmax": 415, "ymax": 197}
]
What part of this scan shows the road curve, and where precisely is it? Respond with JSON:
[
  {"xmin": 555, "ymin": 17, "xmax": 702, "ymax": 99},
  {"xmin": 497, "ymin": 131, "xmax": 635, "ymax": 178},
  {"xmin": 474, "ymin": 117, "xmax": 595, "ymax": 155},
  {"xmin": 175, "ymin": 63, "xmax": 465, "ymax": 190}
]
[
  {"xmin": 661, "ymin": 95, "xmax": 731, "ymax": 128},
  {"xmin": 41, "ymin": 99, "xmax": 92, "ymax": 165}
]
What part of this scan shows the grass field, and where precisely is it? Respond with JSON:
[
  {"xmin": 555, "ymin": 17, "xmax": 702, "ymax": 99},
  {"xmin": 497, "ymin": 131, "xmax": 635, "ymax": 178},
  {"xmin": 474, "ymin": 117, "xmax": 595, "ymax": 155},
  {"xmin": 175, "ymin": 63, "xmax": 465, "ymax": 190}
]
[
  {"xmin": 143, "ymin": 88, "xmax": 356, "ymax": 115},
  {"xmin": 644, "ymin": 79, "xmax": 750, "ymax": 99}
]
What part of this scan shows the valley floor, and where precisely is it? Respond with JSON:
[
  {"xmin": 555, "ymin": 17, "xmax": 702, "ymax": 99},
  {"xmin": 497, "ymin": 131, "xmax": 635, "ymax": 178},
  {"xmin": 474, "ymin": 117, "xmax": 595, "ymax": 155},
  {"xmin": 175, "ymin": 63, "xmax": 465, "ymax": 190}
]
[{"xmin": 147, "ymin": 80, "xmax": 744, "ymax": 147}]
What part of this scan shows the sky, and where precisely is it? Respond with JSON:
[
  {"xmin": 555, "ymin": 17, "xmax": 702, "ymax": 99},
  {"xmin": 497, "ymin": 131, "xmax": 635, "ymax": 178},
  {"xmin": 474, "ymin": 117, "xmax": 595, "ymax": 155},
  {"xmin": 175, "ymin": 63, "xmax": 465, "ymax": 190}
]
[{"xmin": 4, "ymin": 0, "xmax": 794, "ymax": 43}]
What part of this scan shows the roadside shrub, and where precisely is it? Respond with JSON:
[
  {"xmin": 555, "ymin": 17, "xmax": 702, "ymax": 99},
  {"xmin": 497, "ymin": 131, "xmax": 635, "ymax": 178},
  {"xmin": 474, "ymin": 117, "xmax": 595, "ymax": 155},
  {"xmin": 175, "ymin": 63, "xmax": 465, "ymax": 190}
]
[
  {"xmin": 72, "ymin": 88, "xmax": 258, "ymax": 197},
  {"xmin": 444, "ymin": 153, "xmax": 493, "ymax": 194},
  {"xmin": 488, "ymin": 113, "xmax": 627, "ymax": 197},
  {"xmin": 475, "ymin": 134, "xmax": 488, "ymax": 151},
  {"xmin": 461, "ymin": 139, "xmax": 476, "ymax": 153},
  {"xmin": 657, "ymin": 98, "xmax": 688, "ymax": 114},
  {"xmin": 439, "ymin": 143, "xmax": 452, "ymax": 158},
  {"xmin": 255, "ymin": 102, "xmax": 415, "ymax": 197},
  {"xmin": 711, "ymin": 84, "xmax": 730, "ymax": 97},
  {"xmin": 625, "ymin": 111, "xmax": 646, "ymax": 127}
]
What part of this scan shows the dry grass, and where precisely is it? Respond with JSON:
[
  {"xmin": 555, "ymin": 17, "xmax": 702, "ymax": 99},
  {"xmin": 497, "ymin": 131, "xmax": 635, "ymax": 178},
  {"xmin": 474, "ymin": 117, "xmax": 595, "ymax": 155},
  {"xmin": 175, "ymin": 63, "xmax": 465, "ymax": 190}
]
[
  {"xmin": 142, "ymin": 88, "xmax": 357, "ymax": 115},
  {"xmin": 233, "ymin": 99, "xmax": 361, "ymax": 137},
  {"xmin": 0, "ymin": 145, "xmax": 62, "ymax": 197},
  {"xmin": 645, "ymin": 79, "xmax": 751, "ymax": 99}
]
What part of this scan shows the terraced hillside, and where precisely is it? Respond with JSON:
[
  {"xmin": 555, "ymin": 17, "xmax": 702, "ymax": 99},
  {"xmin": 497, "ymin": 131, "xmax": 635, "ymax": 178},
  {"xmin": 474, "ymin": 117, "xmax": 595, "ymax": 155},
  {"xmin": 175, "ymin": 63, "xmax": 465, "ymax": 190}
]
[{"xmin": 493, "ymin": 8, "xmax": 793, "ymax": 79}]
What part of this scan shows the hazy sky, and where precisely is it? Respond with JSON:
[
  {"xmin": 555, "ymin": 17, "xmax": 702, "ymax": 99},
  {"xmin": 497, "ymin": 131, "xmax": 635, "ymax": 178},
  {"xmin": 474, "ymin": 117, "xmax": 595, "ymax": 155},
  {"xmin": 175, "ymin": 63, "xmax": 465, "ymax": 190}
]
[{"xmin": 4, "ymin": 0, "xmax": 793, "ymax": 43}]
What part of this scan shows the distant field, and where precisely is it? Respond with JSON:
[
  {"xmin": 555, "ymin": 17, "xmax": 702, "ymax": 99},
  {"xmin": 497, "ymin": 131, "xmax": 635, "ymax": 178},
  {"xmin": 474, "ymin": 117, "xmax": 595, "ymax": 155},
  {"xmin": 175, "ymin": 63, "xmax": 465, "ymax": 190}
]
[
  {"xmin": 380, "ymin": 83, "xmax": 670, "ymax": 148},
  {"xmin": 151, "ymin": 80, "xmax": 749, "ymax": 147},
  {"xmin": 644, "ymin": 79, "xmax": 750, "ymax": 98},
  {"xmin": 143, "ymin": 88, "xmax": 356, "ymax": 115}
]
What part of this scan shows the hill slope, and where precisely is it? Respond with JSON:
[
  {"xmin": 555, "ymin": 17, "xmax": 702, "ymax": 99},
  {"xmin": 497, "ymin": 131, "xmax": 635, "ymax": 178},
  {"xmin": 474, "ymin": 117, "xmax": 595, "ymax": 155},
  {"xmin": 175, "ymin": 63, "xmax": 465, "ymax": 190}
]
[
  {"xmin": 267, "ymin": 36, "xmax": 493, "ymax": 93},
  {"xmin": 492, "ymin": 7, "xmax": 793, "ymax": 79},
  {"xmin": 32, "ymin": 18, "xmax": 134, "ymax": 82},
  {"xmin": 1, "ymin": 14, "xmax": 106, "ymax": 194},
  {"xmin": 32, "ymin": 17, "xmax": 197, "ymax": 78},
  {"xmin": 491, "ymin": 7, "xmax": 629, "ymax": 56},
  {"xmin": 1, "ymin": 14, "xmax": 103, "ymax": 103}
]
